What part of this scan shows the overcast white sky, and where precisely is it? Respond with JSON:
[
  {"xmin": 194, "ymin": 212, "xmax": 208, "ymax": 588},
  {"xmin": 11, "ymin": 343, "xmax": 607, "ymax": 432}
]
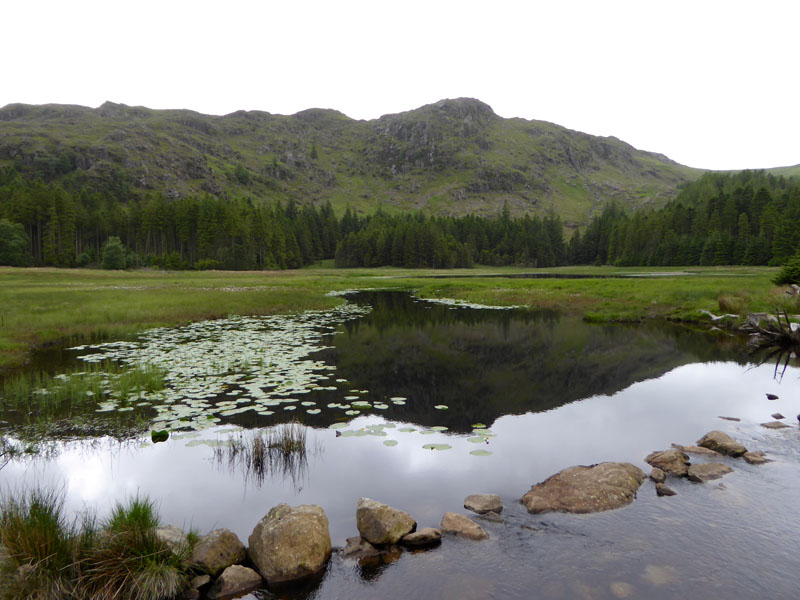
[{"xmin": 4, "ymin": 0, "xmax": 799, "ymax": 170}]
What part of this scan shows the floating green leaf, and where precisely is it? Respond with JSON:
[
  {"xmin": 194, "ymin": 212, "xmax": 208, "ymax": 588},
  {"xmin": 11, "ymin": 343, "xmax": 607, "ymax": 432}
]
[
  {"xmin": 434, "ymin": 405, "xmax": 448, "ymax": 410},
  {"xmin": 431, "ymin": 426, "xmax": 448, "ymax": 431},
  {"xmin": 383, "ymin": 440, "xmax": 398, "ymax": 447},
  {"xmin": 469, "ymin": 450, "xmax": 493, "ymax": 457},
  {"xmin": 467, "ymin": 436, "xmax": 487, "ymax": 443},
  {"xmin": 422, "ymin": 443, "xmax": 452, "ymax": 451},
  {"xmin": 150, "ymin": 430, "xmax": 169, "ymax": 443}
]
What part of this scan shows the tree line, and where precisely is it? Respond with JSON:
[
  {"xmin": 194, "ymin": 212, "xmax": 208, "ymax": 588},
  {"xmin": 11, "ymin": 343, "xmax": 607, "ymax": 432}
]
[
  {"xmin": 0, "ymin": 164, "xmax": 797, "ymax": 269},
  {"xmin": 569, "ymin": 170, "xmax": 800, "ymax": 266}
]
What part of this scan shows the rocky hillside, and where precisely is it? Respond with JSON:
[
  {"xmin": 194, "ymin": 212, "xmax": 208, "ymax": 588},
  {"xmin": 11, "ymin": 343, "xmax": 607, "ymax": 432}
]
[{"xmin": 0, "ymin": 98, "xmax": 702, "ymax": 227}]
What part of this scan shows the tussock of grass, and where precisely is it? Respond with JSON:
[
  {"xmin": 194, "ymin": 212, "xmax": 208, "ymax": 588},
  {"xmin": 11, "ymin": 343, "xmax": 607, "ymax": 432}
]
[{"xmin": 0, "ymin": 490, "xmax": 194, "ymax": 600}]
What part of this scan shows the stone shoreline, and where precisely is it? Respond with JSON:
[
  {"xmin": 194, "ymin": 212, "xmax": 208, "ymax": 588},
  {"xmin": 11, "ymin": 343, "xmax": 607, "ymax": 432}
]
[{"xmin": 165, "ymin": 428, "xmax": 769, "ymax": 600}]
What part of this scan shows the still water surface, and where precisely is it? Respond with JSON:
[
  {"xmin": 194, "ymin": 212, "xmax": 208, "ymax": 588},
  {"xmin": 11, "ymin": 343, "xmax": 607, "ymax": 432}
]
[{"xmin": 3, "ymin": 292, "xmax": 800, "ymax": 599}]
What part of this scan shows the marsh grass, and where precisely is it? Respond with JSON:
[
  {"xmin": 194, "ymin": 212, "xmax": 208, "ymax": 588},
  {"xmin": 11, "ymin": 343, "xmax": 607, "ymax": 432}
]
[
  {"xmin": 0, "ymin": 488, "xmax": 76, "ymax": 600},
  {"xmin": 0, "ymin": 490, "xmax": 194, "ymax": 600},
  {"xmin": 0, "ymin": 362, "xmax": 165, "ymax": 443},
  {"xmin": 215, "ymin": 420, "xmax": 320, "ymax": 486}
]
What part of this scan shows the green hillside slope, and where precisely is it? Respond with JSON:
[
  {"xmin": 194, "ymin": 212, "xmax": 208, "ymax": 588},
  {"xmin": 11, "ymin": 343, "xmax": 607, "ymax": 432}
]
[{"xmin": 0, "ymin": 98, "xmax": 701, "ymax": 227}]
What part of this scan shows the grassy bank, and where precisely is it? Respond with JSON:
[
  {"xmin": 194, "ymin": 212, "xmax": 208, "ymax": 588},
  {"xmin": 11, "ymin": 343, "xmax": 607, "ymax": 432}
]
[{"xmin": 0, "ymin": 265, "xmax": 793, "ymax": 371}]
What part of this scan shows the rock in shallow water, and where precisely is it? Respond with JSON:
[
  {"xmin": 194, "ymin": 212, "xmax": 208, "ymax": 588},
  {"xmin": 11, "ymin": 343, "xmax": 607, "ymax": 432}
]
[
  {"xmin": 761, "ymin": 420, "xmax": 790, "ymax": 429},
  {"xmin": 206, "ymin": 565, "xmax": 262, "ymax": 600},
  {"xmin": 191, "ymin": 528, "xmax": 246, "ymax": 577},
  {"xmin": 645, "ymin": 449, "xmax": 690, "ymax": 477},
  {"xmin": 649, "ymin": 468, "xmax": 666, "ymax": 484},
  {"xmin": 687, "ymin": 462, "xmax": 733, "ymax": 482},
  {"xmin": 697, "ymin": 431, "xmax": 747, "ymax": 457},
  {"xmin": 248, "ymin": 504, "xmax": 332, "ymax": 586},
  {"xmin": 521, "ymin": 462, "xmax": 646, "ymax": 514},
  {"xmin": 464, "ymin": 493, "xmax": 502, "ymax": 514},
  {"xmin": 743, "ymin": 450, "xmax": 769, "ymax": 465},
  {"xmin": 671, "ymin": 443, "xmax": 721, "ymax": 457},
  {"xmin": 655, "ymin": 483, "xmax": 677, "ymax": 497},
  {"xmin": 356, "ymin": 498, "xmax": 416, "ymax": 545},
  {"xmin": 441, "ymin": 513, "xmax": 488, "ymax": 540},
  {"xmin": 401, "ymin": 527, "xmax": 442, "ymax": 548}
]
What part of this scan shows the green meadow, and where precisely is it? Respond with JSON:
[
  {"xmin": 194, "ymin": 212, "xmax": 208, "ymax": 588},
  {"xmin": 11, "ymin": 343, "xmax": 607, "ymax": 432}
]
[{"xmin": 0, "ymin": 265, "xmax": 793, "ymax": 371}]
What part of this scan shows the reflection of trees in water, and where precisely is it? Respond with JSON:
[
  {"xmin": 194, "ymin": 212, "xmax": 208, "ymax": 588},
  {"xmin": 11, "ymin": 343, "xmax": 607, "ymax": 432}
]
[
  {"xmin": 323, "ymin": 292, "xmax": 756, "ymax": 432},
  {"xmin": 213, "ymin": 422, "xmax": 322, "ymax": 489},
  {"xmin": 750, "ymin": 347, "xmax": 800, "ymax": 383}
]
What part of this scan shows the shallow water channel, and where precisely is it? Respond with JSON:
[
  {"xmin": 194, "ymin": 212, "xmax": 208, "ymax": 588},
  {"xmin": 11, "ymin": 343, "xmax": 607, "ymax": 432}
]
[{"xmin": 3, "ymin": 291, "xmax": 800, "ymax": 599}]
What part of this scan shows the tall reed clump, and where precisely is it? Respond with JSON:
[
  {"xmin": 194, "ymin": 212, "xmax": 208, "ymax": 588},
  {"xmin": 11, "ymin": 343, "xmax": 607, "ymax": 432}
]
[
  {"xmin": 0, "ymin": 490, "xmax": 195, "ymax": 600},
  {"xmin": 0, "ymin": 488, "xmax": 77, "ymax": 600}
]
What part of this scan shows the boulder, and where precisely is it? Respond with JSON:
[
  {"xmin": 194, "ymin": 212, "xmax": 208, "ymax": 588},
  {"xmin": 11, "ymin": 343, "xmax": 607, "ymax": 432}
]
[
  {"xmin": 521, "ymin": 462, "xmax": 646, "ymax": 514},
  {"xmin": 771, "ymin": 413, "xmax": 785, "ymax": 420},
  {"xmin": 248, "ymin": 504, "xmax": 332, "ymax": 586},
  {"xmin": 645, "ymin": 449, "xmax": 690, "ymax": 477},
  {"xmin": 476, "ymin": 511, "xmax": 505, "ymax": 524},
  {"xmin": 717, "ymin": 416, "xmax": 740, "ymax": 422},
  {"xmin": 687, "ymin": 463, "xmax": 733, "ymax": 483},
  {"xmin": 206, "ymin": 565, "xmax": 262, "ymax": 600},
  {"xmin": 655, "ymin": 483, "xmax": 676, "ymax": 497},
  {"xmin": 464, "ymin": 494, "xmax": 502, "ymax": 514},
  {"xmin": 400, "ymin": 527, "xmax": 442, "ymax": 548},
  {"xmin": 356, "ymin": 498, "xmax": 416, "ymax": 545},
  {"xmin": 649, "ymin": 468, "xmax": 666, "ymax": 484},
  {"xmin": 743, "ymin": 451, "xmax": 769, "ymax": 465},
  {"xmin": 761, "ymin": 421, "xmax": 790, "ymax": 429},
  {"xmin": 697, "ymin": 431, "xmax": 747, "ymax": 457},
  {"xmin": 191, "ymin": 529, "xmax": 246, "ymax": 577},
  {"xmin": 189, "ymin": 574, "xmax": 211, "ymax": 591},
  {"xmin": 440, "ymin": 512, "xmax": 488, "ymax": 540},
  {"xmin": 155, "ymin": 525, "xmax": 187, "ymax": 552},
  {"xmin": 671, "ymin": 443, "xmax": 721, "ymax": 457}
]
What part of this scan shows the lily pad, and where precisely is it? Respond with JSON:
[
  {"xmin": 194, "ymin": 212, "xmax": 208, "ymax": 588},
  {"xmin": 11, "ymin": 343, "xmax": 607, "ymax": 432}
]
[
  {"xmin": 422, "ymin": 443, "xmax": 452, "ymax": 451},
  {"xmin": 306, "ymin": 408, "xmax": 321, "ymax": 414},
  {"xmin": 383, "ymin": 440, "xmax": 399, "ymax": 447},
  {"xmin": 471, "ymin": 423, "xmax": 486, "ymax": 429},
  {"xmin": 150, "ymin": 430, "xmax": 169, "ymax": 443},
  {"xmin": 467, "ymin": 436, "xmax": 488, "ymax": 443},
  {"xmin": 398, "ymin": 427, "xmax": 416, "ymax": 433},
  {"xmin": 434, "ymin": 405, "xmax": 448, "ymax": 410},
  {"xmin": 469, "ymin": 450, "xmax": 493, "ymax": 457},
  {"xmin": 329, "ymin": 422, "xmax": 349, "ymax": 429},
  {"xmin": 431, "ymin": 426, "xmax": 448, "ymax": 431}
]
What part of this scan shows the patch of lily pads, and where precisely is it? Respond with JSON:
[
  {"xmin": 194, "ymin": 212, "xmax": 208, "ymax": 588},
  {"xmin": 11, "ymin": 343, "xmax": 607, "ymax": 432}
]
[{"xmin": 70, "ymin": 303, "xmax": 371, "ymax": 431}]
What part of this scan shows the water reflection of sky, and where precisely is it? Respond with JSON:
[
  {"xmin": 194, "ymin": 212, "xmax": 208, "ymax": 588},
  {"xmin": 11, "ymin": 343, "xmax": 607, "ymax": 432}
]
[{"xmin": 6, "ymin": 361, "xmax": 799, "ymax": 551}]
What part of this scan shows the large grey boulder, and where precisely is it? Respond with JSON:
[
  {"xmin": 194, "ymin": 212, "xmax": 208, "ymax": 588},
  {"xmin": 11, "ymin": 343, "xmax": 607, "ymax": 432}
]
[
  {"xmin": 440, "ymin": 513, "xmax": 488, "ymax": 540},
  {"xmin": 356, "ymin": 498, "xmax": 416, "ymax": 545},
  {"xmin": 248, "ymin": 504, "xmax": 332, "ymax": 586},
  {"xmin": 645, "ymin": 449, "xmax": 690, "ymax": 477},
  {"xmin": 464, "ymin": 494, "xmax": 502, "ymax": 514},
  {"xmin": 206, "ymin": 565, "xmax": 262, "ymax": 600},
  {"xmin": 687, "ymin": 463, "xmax": 733, "ymax": 482},
  {"xmin": 191, "ymin": 528, "xmax": 246, "ymax": 577},
  {"xmin": 521, "ymin": 462, "xmax": 646, "ymax": 514},
  {"xmin": 697, "ymin": 431, "xmax": 747, "ymax": 457}
]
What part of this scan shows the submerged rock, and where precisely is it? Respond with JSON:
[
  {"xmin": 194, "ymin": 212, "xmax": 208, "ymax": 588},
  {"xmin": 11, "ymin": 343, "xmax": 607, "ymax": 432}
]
[
  {"xmin": 464, "ymin": 494, "xmax": 503, "ymax": 514},
  {"xmin": 771, "ymin": 413, "xmax": 785, "ymax": 420},
  {"xmin": 687, "ymin": 463, "xmax": 733, "ymax": 482},
  {"xmin": 645, "ymin": 449, "xmax": 690, "ymax": 477},
  {"xmin": 697, "ymin": 431, "xmax": 747, "ymax": 457},
  {"xmin": 206, "ymin": 565, "xmax": 262, "ymax": 600},
  {"xmin": 521, "ymin": 462, "xmax": 646, "ymax": 514},
  {"xmin": 356, "ymin": 498, "xmax": 416, "ymax": 545},
  {"xmin": 191, "ymin": 528, "xmax": 246, "ymax": 577},
  {"xmin": 248, "ymin": 504, "xmax": 332, "ymax": 586},
  {"xmin": 655, "ymin": 483, "xmax": 676, "ymax": 497},
  {"xmin": 649, "ymin": 468, "xmax": 666, "ymax": 484},
  {"xmin": 401, "ymin": 527, "xmax": 442, "ymax": 548},
  {"xmin": 671, "ymin": 443, "xmax": 721, "ymax": 457},
  {"xmin": 440, "ymin": 512, "xmax": 489, "ymax": 540},
  {"xmin": 342, "ymin": 536, "xmax": 381, "ymax": 562},
  {"xmin": 761, "ymin": 421, "xmax": 790, "ymax": 429},
  {"xmin": 743, "ymin": 450, "xmax": 769, "ymax": 465},
  {"xmin": 717, "ymin": 416, "xmax": 741, "ymax": 422}
]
